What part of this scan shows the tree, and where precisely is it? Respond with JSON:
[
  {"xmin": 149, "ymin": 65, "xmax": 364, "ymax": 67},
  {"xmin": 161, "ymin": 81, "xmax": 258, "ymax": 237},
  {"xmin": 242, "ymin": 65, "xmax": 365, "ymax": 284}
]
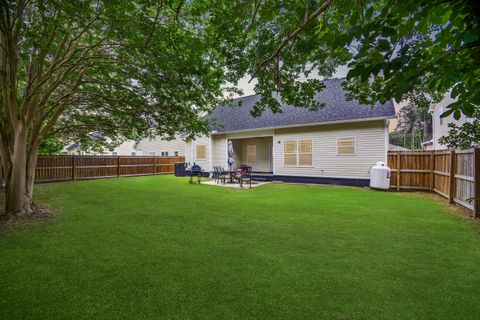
[
  {"xmin": 0, "ymin": 0, "xmax": 232, "ymax": 218},
  {"xmin": 38, "ymin": 138, "xmax": 65, "ymax": 155},
  {"xmin": 390, "ymin": 92, "xmax": 434, "ymax": 150},
  {"xmin": 438, "ymin": 107, "xmax": 480, "ymax": 149},
  {"xmin": 211, "ymin": 0, "xmax": 479, "ymax": 118},
  {"xmin": 341, "ymin": 0, "xmax": 480, "ymax": 119}
]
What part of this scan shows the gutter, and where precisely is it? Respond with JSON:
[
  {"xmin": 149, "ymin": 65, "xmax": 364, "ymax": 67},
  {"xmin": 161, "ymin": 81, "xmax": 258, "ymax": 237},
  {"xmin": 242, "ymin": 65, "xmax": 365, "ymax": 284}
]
[{"xmin": 210, "ymin": 115, "xmax": 394, "ymax": 135}]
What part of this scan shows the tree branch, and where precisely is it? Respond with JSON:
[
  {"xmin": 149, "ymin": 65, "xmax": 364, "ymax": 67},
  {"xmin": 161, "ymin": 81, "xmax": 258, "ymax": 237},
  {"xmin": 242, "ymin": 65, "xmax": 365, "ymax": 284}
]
[
  {"xmin": 248, "ymin": 0, "xmax": 333, "ymax": 83},
  {"xmin": 242, "ymin": 0, "xmax": 262, "ymax": 44}
]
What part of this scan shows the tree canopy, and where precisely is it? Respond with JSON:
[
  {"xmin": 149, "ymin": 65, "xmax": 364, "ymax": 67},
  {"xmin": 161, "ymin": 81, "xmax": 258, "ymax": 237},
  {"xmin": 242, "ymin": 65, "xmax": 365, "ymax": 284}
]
[
  {"xmin": 0, "ymin": 0, "xmax": 236, "ymax": 216},
  {"xmin": 1, "ymin": 0, "xmax": 479, "ymax": 217},
  {"xmin": 212, "ymin": 0, "xmax": 479, "ymax": 118}
]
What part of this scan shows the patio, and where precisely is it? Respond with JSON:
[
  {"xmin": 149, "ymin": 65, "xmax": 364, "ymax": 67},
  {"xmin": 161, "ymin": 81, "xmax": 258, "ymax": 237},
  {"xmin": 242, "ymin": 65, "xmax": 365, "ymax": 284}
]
[{"xmin": 201, "ymin": 180, "xmax": 270, "ymax": 188}]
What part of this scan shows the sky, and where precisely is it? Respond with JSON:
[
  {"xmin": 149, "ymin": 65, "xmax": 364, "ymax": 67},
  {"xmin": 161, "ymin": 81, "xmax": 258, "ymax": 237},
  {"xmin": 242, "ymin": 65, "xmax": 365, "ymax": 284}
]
[{"xmin": 234, "ymin": 65, "xmax": 350, "ymax": 97}]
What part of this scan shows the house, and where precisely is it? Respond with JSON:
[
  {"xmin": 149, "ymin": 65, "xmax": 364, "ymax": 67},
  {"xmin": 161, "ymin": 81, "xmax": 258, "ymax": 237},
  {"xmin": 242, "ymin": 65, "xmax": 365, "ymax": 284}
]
[
  {"xmin": 185, "ymin": 78, "xmax": 395, "ymax": 187},
  {"xmin": 111, "ymin": 136, "xmax": 185, "ymax": 156},
  {"xmin": 63, "ymin": 135, "xmax": 186, "ymax": 156},
  {"xmin": 389, "ymin": 144, "xmax": 409, "ymax": 152},
  {"xmin": 422, "ymin": 95, "xmax": 474, "ymax": 150}
]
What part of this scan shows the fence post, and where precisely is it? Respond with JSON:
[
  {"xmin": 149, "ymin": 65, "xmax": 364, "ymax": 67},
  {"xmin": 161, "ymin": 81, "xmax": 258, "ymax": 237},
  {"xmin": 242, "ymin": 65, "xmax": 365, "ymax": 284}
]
[
  {"xmin": 117, "ymin": 156, "xmax": 121, "ymax": 178},
  {"xmin": 449, "ymin": 149, "xmax": 456, "ymax": 204},
  {"xmin": 430, "ymin": 151, "xmax": 435, "ymax": 192},
  {"xmin": 72, "ymin": 155, "xmax": 76, "ymax": 180},
  {"xmin": 474, "ymin": 146, "xmax": 480, "ymax": 219},
  {"xmin": 396, "ymin": 152, "xmax": 401, "ymax": 191},
  {"xmin": 153, "ymin": 156, "xmax": 156, "ymax": 175}
]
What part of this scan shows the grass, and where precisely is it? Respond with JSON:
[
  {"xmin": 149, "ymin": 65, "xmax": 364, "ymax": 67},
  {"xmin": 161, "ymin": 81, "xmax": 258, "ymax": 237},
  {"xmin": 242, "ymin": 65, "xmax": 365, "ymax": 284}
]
[{"xmin": 1, "ymin": 175, "xmax": 480, "ymax": 319}]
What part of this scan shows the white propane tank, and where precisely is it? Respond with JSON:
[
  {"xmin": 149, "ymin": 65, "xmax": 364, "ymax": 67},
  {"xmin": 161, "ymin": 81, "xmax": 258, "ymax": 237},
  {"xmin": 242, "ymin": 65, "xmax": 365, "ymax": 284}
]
[{"xmin": 370, "ymin": 161, "xmax": 391, "ymax": 190}]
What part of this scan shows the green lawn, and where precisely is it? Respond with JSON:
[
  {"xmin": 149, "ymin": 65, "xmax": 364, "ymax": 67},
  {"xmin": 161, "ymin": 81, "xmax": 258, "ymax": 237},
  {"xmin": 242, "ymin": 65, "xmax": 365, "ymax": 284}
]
[{"xmin": 1, "ymin": 175, "xmax": 479, "ymax": 319}]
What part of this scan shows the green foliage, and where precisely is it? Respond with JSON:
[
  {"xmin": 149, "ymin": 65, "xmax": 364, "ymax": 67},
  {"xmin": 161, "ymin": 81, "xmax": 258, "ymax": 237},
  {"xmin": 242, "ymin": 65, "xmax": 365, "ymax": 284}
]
[
  {"xmin": 215, "ymin": 0, "xmax": 479, "ymax": 117},
  {"xmin": 438, "ymin": 108, "xmax": 480, "ymax": 149},
  {"xmin": 1, "ymin": 0, "xmax": 237, "ymax": 153},
  {"xmin": 337, "ymin": 0, "xmax": 479, "ymax": 117},
  {"xmin": 38, "ymin": 138, "xmax": 66, "ymax": 155},
  {"xmin": 390, "ymin": 91, "xmax": 432, "ymax": 150}
]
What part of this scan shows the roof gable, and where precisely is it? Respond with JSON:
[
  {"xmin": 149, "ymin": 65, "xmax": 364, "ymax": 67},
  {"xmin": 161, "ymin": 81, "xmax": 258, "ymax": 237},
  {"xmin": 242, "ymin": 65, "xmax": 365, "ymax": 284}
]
[{"xmin": 207, "ymin": 78, "xmax": 395, "ymax": 133}]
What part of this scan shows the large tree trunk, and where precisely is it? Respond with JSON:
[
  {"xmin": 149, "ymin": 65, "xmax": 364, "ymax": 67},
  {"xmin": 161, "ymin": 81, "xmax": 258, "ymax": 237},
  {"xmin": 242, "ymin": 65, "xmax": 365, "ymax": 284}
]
[{"xmin": 4, "ymin": 122, "xmax": 36, "ymax": 218}]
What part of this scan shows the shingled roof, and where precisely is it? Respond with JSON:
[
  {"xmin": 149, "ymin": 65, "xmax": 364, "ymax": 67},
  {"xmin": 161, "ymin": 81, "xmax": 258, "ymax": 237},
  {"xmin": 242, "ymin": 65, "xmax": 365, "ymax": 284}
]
[{"xmin": 207, "ymin": 78, "xmax": 395, "ymax": 133}]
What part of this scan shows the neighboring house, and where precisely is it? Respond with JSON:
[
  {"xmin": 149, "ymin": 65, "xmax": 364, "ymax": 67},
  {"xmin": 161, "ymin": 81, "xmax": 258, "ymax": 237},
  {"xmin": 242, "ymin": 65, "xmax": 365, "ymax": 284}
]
[
  {"xmin": 422, "ymin": 95, "xmax": 474, "ymax": 150},
  {"xmin": 110, "ymin": 136, "xmax": 185, "ymax": 156},
  {"xmin": 133, "ymin": 136, "xmax": 185, "ymax": 156},
  {"xmin": 110, "ymin": 140, "xmax": 137, "ymax": 156},
  {"xmin": 389, "ymin": 144, "xmax": 409, "ymax": 152},
  {"xmin": 63, "ymin": 135, "xmax": 185, "ymax": 156},
  {"xmin": 185, "ymin": 78, "xmax": 395, "ymax": 186}
]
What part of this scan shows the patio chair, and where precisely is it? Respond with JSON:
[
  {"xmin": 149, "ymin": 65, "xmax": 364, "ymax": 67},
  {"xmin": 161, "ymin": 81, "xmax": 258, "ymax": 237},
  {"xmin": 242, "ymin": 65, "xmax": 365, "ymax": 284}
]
[
  {"xmin": 212, "ymin": 166, "xmax": 220, "ymax": 183},
  {"xmin": 218, "ymin": 167, "xmax": 229, "ymax": 184},
  {"xmin": 239, "ymin": 165, "xmax": 252, "ymax": 189}
]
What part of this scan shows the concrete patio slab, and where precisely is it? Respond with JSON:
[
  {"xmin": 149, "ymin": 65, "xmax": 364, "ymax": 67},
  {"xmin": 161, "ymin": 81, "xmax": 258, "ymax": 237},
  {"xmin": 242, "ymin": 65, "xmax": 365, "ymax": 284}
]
[{"xmin": 201, "ymin": 180, "xmax": 270, "ymax": 189}]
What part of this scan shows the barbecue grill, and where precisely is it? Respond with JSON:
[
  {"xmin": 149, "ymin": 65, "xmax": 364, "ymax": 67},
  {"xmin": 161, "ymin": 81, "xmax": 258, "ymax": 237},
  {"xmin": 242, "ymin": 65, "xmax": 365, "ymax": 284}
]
[{"xmin": 187, "ymin": 164, "xmax": 203, "ymax": 183}]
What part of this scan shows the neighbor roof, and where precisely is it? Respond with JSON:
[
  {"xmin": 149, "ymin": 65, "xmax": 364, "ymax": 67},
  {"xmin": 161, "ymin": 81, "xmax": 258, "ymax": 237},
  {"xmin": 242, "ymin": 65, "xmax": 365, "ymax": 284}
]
[{"xmin": 207, "ymin": 78, "xmax": 395, "ymax": 133}]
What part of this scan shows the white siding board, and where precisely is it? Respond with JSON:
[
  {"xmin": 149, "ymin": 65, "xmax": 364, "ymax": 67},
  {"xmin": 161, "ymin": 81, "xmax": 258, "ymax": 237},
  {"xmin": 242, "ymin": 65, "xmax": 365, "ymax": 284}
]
[
  {"xmin": 274, "ymin": 120, "xmax": 386, "ymax": 179},
  {"xmin": 211, "ymin": 134, "xmax": 227, "ymax": 168},
  {"xmin": 135, "ymin": 136, "xmax": 185, "ymax": 156}
]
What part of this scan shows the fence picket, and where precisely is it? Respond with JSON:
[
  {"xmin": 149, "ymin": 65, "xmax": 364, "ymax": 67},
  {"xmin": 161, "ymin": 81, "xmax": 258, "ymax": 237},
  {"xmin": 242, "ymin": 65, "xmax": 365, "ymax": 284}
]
[
  {"xmin": 34, "ymin": 155, "xmax": 184, "ymax": 183},
  {"xmin": 388, "ymin": 150, "xmax": 476, "ymax": 215}
]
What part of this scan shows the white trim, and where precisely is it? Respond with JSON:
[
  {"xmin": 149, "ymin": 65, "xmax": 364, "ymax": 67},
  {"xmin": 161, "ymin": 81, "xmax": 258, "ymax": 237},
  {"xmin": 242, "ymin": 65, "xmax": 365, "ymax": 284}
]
[
  {"xmin": 336, "ymin": 136, "xmax": 356, "ymax": 156},
  {"xmin": 184, "ymin": 141, "xmax": 188, "ymax": 164},
  {"xmin": 421, "ymin": 140, "xmax": 433, "ymax": 146},
  {"xmin": 211, "ymin": 116, "xmax": 392, "ymax": 135},
  {"xmin": 275, "ymin": 174, "xmax": 370, "ymax": 180},
  {"xmin": 209, "ymin": 136, "xmax": 213, "ymax": 172},
  {"xmin": 384, "ymin": 119, "xmax": 389, "ymax": 163},
  {"xmin": 272, "ymin": 132, "xmax": 276, "ymax": 175}
]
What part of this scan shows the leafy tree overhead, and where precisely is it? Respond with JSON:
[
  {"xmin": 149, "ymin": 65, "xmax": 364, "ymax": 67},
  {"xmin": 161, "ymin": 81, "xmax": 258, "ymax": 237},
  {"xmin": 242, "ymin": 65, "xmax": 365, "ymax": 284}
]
[
  {"xmin": 2, "ymin": 0, "xmax": 479, "ymax": 218},
  {"xmin": 212, "ymin": 0, "xmax": 479, "ymax": 118},
  {"xmin": 0, "ymin": 0, "xmax": 234, "ymax": 217}
]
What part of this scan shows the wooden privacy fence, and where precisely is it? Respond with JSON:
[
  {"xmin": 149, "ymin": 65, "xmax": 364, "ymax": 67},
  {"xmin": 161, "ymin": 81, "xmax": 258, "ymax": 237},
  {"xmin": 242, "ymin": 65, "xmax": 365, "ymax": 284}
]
[
  {"xmin": 35, "ymin": 155, "xmax": 185, "ymax": 183},
  {"xmin": 388, "ymin": 148, "xmax": 479, "ymax": 218}
]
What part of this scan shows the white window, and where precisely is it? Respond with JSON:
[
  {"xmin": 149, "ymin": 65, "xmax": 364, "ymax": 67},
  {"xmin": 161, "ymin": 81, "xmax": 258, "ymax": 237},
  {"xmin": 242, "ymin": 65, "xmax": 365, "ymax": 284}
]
[
  {"xmin": 174, "ymin": 151, "xmax": 179, "ymax": 156},
  {"xmin": 149, "ymin": 151, "xmax": 156, "ymax": 156},
  {"xmin": 165, "ymin": 151, "xmax": 169, "ymax": 156},
  {"xmin": 284, "ymin": 140, "xmax": 312, "ymax": 167},
  {"xmin": 131, "ymin": 152, "xmax": 136, "ymax": 156},
  {"xmin": 337, "ymin": 137, "xmax": 355, "ymax": 155},
  {"xmin": 196, "ymin": 144, "xmax": 206, "ymax": 160},
  {"xmin": 112, "ymin": 151, "xmax": 118, "ymax": 156},
  {"xmin": 246, "ymin": 145, "xmax": 257, "ymax": 163}
]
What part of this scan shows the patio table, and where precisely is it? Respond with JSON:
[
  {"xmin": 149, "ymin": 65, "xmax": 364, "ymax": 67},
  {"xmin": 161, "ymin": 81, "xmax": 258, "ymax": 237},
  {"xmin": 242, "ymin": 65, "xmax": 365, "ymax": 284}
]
[{"xmin": 225, "ymin": 170, "xmax": 238, "ymax": 183}]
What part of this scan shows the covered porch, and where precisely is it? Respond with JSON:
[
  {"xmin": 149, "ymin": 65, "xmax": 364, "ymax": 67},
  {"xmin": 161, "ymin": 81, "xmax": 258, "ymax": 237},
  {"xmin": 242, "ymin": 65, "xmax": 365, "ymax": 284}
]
[{"xmin": 228, "ymin": 136, "xmax": 273, "ymax": 175}]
